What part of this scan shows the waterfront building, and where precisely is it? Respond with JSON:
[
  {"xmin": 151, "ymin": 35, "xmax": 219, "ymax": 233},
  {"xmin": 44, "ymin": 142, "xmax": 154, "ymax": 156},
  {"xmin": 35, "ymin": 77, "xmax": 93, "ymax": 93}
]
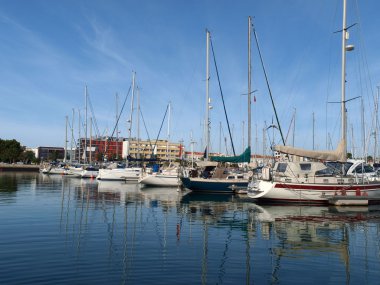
[
  {"xmin": 76, "ymin": 137, "xmax": 183, "ymax": 162},
  {"xmin": 78, "ymin": 137, "xmax": 123, "ymax": 162},
  {"xmin": 122, "ymin": 139, "xmax": 183, "ymax": 161},
  {"xmin": 35, "ymin": 146, "xmax": 65, "ymax": 161}
]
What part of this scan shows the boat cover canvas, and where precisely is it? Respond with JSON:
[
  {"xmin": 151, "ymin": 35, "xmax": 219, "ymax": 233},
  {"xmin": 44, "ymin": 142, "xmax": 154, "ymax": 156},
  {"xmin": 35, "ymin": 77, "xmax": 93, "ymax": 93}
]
[
  {"xmin": 274, "ymin": 139, "xmax": 346, "ymax": 162},
  {"xmin": 210, "ymin": 147, "xmax": 251, "ymax": 163}
]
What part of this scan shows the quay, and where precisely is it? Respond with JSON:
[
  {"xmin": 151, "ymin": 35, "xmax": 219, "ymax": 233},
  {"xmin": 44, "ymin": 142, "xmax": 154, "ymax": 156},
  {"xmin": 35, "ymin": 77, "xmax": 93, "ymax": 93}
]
[
  {"xmin": 0, "ymin": 163, "xmax": 40, "ymax": 172},
  {"xmin": 328, "ymin": 196, "xmax": 380, "ymax": 206}
]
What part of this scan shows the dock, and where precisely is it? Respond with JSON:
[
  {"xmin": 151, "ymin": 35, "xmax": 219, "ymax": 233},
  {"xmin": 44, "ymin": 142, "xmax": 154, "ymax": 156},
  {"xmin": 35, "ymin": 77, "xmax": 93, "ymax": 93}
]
[
  {"xmin": 0, "ymin": 163, "xmax": 40, "ymax": 172},
  {"xmin": 328, "ymin": 196, "xmax": 380, "ymax": 206}
]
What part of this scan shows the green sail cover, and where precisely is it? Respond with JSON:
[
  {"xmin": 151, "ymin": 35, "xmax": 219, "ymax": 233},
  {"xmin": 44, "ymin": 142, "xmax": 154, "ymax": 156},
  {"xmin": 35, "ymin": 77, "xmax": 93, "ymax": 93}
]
[{"xmin": 210, "ymin": 147, "xmax": 251, "ymax": 163}]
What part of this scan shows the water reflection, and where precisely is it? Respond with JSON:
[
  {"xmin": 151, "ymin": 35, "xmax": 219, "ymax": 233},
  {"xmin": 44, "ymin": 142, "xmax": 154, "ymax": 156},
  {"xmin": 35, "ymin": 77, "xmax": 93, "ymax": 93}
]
[
  {"xmin": 97, "ymin": 180, "xmax": 141, "ymax": 204},
  {"xmin": 0, "ymin": 172, "xmax": 38, "ymax": 192},
  {"xmin": 248, "ymin": 203, "xmax": 380, "ymax": 284},
  {"xmin": 1, "ymin": 173, "xmax": 380, "ymax": 284},
  {"xmin": 179, "ymin": 192, "xmax": 380, "ymax": 284}
]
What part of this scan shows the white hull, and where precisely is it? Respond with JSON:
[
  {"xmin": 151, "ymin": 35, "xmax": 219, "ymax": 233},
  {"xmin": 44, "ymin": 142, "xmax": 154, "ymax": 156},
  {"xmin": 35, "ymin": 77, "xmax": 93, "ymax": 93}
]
[
  {"xmin": 41, "ymin": 167, "xmax": 68, "ymax": 175},
  {"xmin": 81, "ymin": 170, "xmax": 99, "ymax": 178},
  {"xmin": 67, "ymin": 167, "xmax": 83, "ymax": 176},
  {"xmin": 139, "ymin": 174, "xmax": 180, "ymax": 187},
  {"xmin": 248, "ymin": 180, "xmax": 380, "ymax": 203},
  {"xmin": 96, "ymin": 168, "xmax": 142, "ymax": 181}
]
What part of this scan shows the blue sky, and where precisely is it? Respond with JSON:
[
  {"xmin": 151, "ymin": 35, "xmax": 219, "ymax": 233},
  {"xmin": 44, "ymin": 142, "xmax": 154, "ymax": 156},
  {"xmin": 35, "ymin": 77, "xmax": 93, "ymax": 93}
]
[{"xmin": 1, "ymin": 0, "xmax": 380, "ymax": 156}]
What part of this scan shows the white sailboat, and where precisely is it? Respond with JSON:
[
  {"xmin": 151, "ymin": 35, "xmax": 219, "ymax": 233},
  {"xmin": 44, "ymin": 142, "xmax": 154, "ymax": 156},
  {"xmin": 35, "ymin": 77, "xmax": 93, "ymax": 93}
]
[
  {"xmin": 40, "ymin": 162, "xmax": 70, "ymax": 175},
  {"xmin": 139, "ymin": 164, "xmax": 180, "ymax": 187},
  {"xmin": 138, "ymin": 103, "xmax": 182, "ymax": 187},
  {"xmin": 97, "ymin": 163, "xmax": 142, "ymax": 181},
  {"xmin": 248, "ymin": 0, "xmax": 380, "ymax": 204},
  {"xmin": 96, "ymin": 72, "xmax": 142, "ymax": 182}
]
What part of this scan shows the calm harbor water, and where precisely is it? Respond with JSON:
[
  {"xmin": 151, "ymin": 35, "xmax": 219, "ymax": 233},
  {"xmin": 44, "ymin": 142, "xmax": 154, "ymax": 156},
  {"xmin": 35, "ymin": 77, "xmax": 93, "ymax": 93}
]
[{"xmin": 1, "ymin": 172, "xmax": 380, "ymax": 284}]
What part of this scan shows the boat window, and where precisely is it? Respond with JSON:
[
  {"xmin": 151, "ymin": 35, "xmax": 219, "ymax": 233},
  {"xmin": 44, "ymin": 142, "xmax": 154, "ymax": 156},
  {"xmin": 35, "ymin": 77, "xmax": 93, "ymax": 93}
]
[
  {"xmin": 276, "ymin": 163, "xmax": 287, "ymax": 173},
  {"xmin": 315, "ymin": 168, "xmax": 335, "ymax": 177},
  {"xmin": 300, "ymin": 163, "xmax": 311, "ymax": 171},
  {"xmin": 354, "ymin": 164, "xmax": 374, "ymax": 174},
  {"xmin": 343, "ymin": 162, "xmax": 353, "ymax": 174},
  {"xmin": 324, "ymin": 161, "xmax": 351, "ymax": 175},
  {"xmin": 373, "ymin": 163, "xmax": 380, "ymax": 170}
]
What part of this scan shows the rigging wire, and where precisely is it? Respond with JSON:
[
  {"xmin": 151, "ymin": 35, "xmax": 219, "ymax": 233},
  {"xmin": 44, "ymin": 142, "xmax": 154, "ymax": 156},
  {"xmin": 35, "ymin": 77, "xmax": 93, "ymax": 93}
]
[
  {"xmin": 209, "ymin": 36, "xmax": 236, "ymax": 156},
  {"xmin": 103, "ymin": 85, "xmax": 132, "ymax": 158},
  {"xmin": 152, "ymin": 103, "xmax": 170, "ymax": 157},
  {"xmin": 252, "ymin": 20, "xmax": 285, "ymax": 146},
  {"xmin": 139, "ymin": 107, "xmax": 153, "ymax": 153},
  {"xmin": 109, "ymin": 85, "xmax": 132, "ymax": 139},
  {"xmin": 87, "ymin": 95, "xmax": 100, "ymax": 138}
]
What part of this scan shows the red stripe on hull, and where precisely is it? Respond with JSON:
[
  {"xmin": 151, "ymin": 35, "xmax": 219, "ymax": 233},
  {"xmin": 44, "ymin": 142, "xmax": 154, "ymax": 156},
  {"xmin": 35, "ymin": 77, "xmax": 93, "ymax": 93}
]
[{"xmin": 275, "ymin": 183, "xmax": 380, "ymax": 191}]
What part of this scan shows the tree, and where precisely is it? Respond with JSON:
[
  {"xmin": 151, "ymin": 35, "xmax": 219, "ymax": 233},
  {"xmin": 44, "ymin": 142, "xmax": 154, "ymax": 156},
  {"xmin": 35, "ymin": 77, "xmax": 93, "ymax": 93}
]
[
  {"xmin": 0, "ymin": 139, "xmax": 24, "ymax": 163},
  {"xmin": 19, "ymin": 150, "xmax": 36, "ymax": 164}
]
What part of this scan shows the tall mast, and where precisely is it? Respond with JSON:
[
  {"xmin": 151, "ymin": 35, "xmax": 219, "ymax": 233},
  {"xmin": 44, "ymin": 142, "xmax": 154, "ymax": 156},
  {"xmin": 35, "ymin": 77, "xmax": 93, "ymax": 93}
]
[
  {"xmin": 375, "ymin": 86, "xmax": 379, "ymax": 163},
  {"xmin": 255, "ymin": 123, "xmax": 258, "ymax": 161},
  {"xmin": 64, "ymin": 115, "xmax": 68, "ymax": 163},
  {"xmin": 242, "ymin": 121, "xmax": 245, "ymax": 152},
  {"xmin": 262, "ymin": 127, "xmax": 266, "ymax": 161},
  {"xmin": 341, "ymin": 0, "xmax": 348, "ymax": 161},
  {"xmin": 312, "ymin": 112, "xmax": 315, "ymax": 150},
  {"xmin": 78, "ymin": 108, "xmax": 81, "ymax": 163},
  {"xmin": 361, "ymin": 97, "xmax": 365, "ymax": 159},
  {"xmin": 190, "ymin": 131, "xmax": 195, "ymax": 168},
  {"xmin": 70, "ymin": 108, "xmax": 75, "ymax": 163},
  {"xmin": 205, "ymin": 29, "xmax": 210, "ymax": 160},
  {"xmin": 350, "ymin": 124, "xmax": 355, "ymax": 158},
  {"xmin": 128, "ymin": 72, "xmax": 136, "ymax": 160},
  {"xmin": 84, "ymin": 85, "xmax": 88, "ymax": 164},
  {"xmin": 116, "ymin": 93, "xmax": 119, "ymax": 160},
  {"xmin": 167, "ymin": 101, "xmax": 171, "ymax": 161},
  {"xmin": 90, "ymin": 117, "xmax": 92, "ymax": 163},
  {"xmin": 248, "ymin": 16, "xmax": 252, "ymax": 151},
  {"xmin": 137, "ymin": 87, "xmax": 141, "ymax": 160}
]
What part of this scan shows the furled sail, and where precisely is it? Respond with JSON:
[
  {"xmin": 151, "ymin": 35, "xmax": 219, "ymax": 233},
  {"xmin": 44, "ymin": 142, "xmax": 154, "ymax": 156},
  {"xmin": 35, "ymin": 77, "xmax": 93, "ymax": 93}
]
[
  {"xmin": 274, "ymin": 140, "xmax": 346, "ymax": 162},
  {"xmin": 210, "ymin": 147, "xmax": 251, "ymax": 163}
]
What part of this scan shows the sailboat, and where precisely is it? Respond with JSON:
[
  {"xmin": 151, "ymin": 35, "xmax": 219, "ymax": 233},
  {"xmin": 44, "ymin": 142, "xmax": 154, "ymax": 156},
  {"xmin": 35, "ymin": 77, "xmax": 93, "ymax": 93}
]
[
  {"xmin": 96, "ymin": 72, "xmax": 143, "ymax": 182},
  {"xmin": 248, "ymin": 0, "xmax": 380, "ymax": 204},
  {"xmin": 139, "ymin": 163, "xmax": 181, "ymax": 187},
  {"xmin": 137, "ymin": 103, "xmax": 182, "ymax": 187},
  {"xmin": 180, "ymin": 28, "xmax": 252, "ymax": 193}
]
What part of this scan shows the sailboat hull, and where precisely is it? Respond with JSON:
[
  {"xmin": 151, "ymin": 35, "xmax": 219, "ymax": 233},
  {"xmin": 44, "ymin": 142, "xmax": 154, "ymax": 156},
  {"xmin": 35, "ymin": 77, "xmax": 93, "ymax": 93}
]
[
  {"xmin": 139, "ymin": 174, "xmax": 180, "ymax": 187},
  {"xmin": 181, "ymin": 177, "xmax": 249, "ymax": 193},
  {"xmin": 248, "ymin": 180, "xmax": 380, "ymax": 204},
  {"xmin": 97, "ymin": 168, "xmax": 142, "ymax": 181}
]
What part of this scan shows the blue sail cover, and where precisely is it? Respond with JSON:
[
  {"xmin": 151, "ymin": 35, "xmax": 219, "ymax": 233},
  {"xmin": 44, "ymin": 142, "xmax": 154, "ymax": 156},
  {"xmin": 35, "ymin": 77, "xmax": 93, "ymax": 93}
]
[{"xmin": 210, "ymin": 147, "xmax": 251, "ymax": 163}]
